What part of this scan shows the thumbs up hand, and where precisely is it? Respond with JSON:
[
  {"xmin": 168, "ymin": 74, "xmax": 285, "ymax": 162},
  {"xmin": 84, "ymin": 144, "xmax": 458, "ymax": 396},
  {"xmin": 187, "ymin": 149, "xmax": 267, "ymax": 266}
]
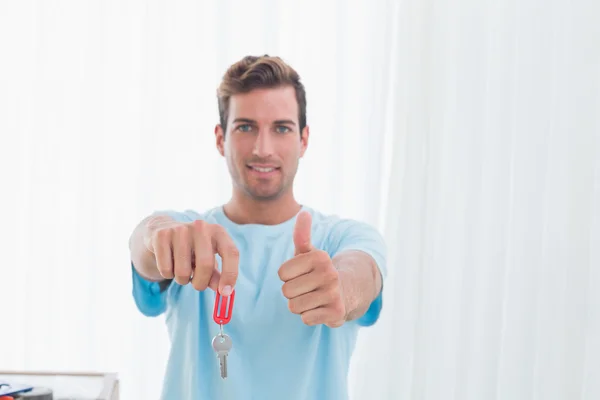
[{"xmin": 278, "ymin": 211, "xmax": 347, "ymax": 328}]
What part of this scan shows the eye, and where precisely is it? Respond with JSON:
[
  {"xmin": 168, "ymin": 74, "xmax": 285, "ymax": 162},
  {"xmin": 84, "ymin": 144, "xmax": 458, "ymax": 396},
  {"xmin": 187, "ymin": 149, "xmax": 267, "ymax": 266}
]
[
  {"xmin": 236, "ymin": 124, "xmax": 253, "ymax": 132},
  {"xmin": 276, "ymin": 125, "xmax": 291, "ymax": 134}
]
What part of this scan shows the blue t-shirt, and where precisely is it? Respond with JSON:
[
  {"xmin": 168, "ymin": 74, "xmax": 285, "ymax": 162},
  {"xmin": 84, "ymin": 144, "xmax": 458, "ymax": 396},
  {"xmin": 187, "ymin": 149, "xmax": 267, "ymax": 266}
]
[{"xmin": 131, "ymin": 205, "xmax": 387, "ymax": 400}]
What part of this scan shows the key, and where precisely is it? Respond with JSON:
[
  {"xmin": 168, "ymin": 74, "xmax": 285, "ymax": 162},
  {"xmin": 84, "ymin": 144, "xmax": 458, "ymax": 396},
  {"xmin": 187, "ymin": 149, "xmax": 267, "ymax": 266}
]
[{"xmin": 212, "ymin": 332, "xmax": 233, "ymax": 379}]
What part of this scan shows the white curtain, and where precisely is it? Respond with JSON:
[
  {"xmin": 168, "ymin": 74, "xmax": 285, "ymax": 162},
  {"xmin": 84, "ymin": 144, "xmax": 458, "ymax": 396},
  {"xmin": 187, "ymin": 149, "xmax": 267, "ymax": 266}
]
[
  {"xmin": 349, "ymin": 0, "xmax": 600, "ymax": 399},
  {"xmin": 1, "ymin": 1, "xmax": 598, "ymax": 400}
]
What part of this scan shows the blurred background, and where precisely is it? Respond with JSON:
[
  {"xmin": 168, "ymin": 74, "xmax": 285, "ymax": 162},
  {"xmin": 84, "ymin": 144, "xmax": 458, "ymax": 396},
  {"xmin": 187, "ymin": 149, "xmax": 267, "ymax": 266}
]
[{"xmin": 0, "ymin": 0, "xmax": 599, "ymax": 399}]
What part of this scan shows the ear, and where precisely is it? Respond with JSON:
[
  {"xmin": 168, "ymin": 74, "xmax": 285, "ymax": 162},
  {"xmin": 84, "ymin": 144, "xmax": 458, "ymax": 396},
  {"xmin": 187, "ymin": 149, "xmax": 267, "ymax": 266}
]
[
  {"xmin": 215, "ymin": 124, "xmax": 225, "ymax": 157},
  {"xmin": 300, "ymin": 125, "xmax": 310, "ymax": 157}
]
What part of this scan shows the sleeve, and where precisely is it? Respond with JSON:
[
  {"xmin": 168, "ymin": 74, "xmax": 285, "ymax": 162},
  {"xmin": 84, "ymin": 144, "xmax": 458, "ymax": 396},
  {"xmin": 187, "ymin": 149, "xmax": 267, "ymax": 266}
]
[
  {"xmin": 131, "ymin": 263, "xmax": 170, "ymax": 317},
  {"xmin": 326, "ymin": 218, "xmax": 388, "ymax": 327},
  {"xmin": 131, "ymin": 210, "xmax": 194, "ymax": 317}
]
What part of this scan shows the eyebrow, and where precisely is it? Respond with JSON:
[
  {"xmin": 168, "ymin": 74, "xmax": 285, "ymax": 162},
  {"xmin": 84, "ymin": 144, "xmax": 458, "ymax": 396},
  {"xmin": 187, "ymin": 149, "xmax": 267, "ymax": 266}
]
[
  {"xmin": 232, "ymin": 118, "xmax": 297, "ymax": 126},
  {"xmin": 274, "ymin": 119, "xmax": 297, "ymax": 126},
  {"xmin": 232, "ymin": 118, "xmax": 256, "ymax": 124}
]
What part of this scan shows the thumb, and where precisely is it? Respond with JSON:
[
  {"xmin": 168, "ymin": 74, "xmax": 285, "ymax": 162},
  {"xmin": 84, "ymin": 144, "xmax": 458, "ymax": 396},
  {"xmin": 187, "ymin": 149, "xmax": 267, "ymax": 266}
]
[{"xmin": 293, "ymin": 210, "xmax": 313, "ymax": 256}]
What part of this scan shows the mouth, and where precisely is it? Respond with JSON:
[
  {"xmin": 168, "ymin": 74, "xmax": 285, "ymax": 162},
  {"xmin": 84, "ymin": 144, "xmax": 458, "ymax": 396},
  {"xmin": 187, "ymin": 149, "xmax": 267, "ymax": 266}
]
[{"xmin": 247, "ymin": 165, "xmax": 280, "ymax": 177}]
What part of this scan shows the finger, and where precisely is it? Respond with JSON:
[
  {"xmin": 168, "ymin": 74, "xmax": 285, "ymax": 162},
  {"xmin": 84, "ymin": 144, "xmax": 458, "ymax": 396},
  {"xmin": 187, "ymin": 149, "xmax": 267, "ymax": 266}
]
[
  {"xmin": 281, "ymin": 271, "xmax": 320, "ymax": 299},
  {"xmin": 293, "ymin": 210, "xmax": 313, "ymax": 256},
  {"xmin": 192, "ymin": 263, "xmax": 221, "ymax": 292},
  {"xmin": 278, "ymin": 253, "xmax": 314, "ymax": 282},
  {"xmin": 172, "ymin": 226, "xmax": 193, "ymax": 285},
  {"xmin": 153, "ymin": 228, "xmax": 174, "ymax": 279},
  {"xmin": 191, "ymin": 221, "xmax": 215, "ymax": 291},
  {"xmin": 211, "ymin": 225, "xmax": 239, "ymax": 296},
  {"xmin": 300, "ymin": 307, "xmax": 330, "ymax": 326},
  {"xmin": 288, "ymin": 290, "xmax": 333, "ymax": 315},
  {"xmin": 207, "ymin": 264, "xmax": 221, "ymax": 292}
]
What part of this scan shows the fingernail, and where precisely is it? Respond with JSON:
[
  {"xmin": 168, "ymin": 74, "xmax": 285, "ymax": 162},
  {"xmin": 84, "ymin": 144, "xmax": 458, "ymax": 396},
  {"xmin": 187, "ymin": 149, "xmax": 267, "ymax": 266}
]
[{"xmin": 221, "ymin": 285, "xmax": 232, "ymax": 296}]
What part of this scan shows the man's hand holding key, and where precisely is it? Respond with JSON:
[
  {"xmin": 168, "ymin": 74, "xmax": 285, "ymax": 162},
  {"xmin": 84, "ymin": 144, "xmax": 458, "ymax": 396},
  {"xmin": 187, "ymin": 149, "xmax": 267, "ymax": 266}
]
[
  {"xmin": 278, "ymin": 211, "xmax": 347, "ymax": 328},
  {"xmin": 141, "ymin": 216, "xmax": 239, "ymax": 379},
  {"xmin": 143, "ymin": 216, "xmax": 240, "ymax": 296}
]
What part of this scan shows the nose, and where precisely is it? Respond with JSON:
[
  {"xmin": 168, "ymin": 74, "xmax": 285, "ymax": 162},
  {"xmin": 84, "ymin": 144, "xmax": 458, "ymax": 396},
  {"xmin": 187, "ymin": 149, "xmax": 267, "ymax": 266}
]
[{"xmin": 252, "ymin": 129, "xmax": 274, "ymax": 158}]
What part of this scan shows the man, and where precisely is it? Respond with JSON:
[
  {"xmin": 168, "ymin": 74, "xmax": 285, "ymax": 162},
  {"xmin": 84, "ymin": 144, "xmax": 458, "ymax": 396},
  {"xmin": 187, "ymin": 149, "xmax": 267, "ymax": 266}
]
[{"xmin": 129, "ymin": 55, "xmax": 387, "ymax": 400}]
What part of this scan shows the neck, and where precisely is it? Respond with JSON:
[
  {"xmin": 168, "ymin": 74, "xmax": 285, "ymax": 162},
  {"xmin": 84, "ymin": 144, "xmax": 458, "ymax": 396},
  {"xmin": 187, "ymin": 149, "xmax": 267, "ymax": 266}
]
[{"xmin": 223, "ymin": 189, "xmax": 302, "ymax": 225}]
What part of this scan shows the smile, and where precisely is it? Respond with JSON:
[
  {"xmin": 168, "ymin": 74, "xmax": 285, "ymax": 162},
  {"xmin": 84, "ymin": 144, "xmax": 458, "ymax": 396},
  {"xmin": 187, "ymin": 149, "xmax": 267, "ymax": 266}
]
[
  {"xmin": 247, "ymin": 165, "xmax": 280, "ymax": 177},
  {"xmin": 250, "ymin": 166, "xmax": 275, "ymax": 172}
]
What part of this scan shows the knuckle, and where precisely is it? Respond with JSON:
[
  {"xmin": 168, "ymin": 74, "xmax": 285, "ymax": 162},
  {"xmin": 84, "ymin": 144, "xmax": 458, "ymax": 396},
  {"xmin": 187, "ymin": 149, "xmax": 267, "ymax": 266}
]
[
  {"xmin": 288, "ymin": 300, "xmax": 299, "ymax": 314},
  {"xmin": 195, "ymin": 254, "xmax": 214, "ymax": 269},
  {"xmin": 316, "ymin": 250, "xmax": 331, "ymax": 264},
  {"xmin": 155, "ymin": 227, "xmax": 171, "ymax": 242},
  {"xmin": 310, "ymin": 251, "xmax": 331, "ymax": 271},
  {"xmin": 175, "ymin": 248, "xmax": 191, "ymax": 262},
  {"xmin": 325, "ymin": 287, "xmax": 339, "ymax": 303},
  {"xmin": 277, "ymin": 265, "xmax": 287, "ymax": 280},
  {"xmin": 281, "ymin": 283, "xmax": 292, "ymax": 299},
  {"xmin": 174, "ymin": 224, "xmax": 188, "ymax": 237},
  {"xmin": 224, "ymin": 245, "xmax": 240, "ymax": 259},
  {"xmin": 158, "ymin": 267, "xmax": 173, "ymax": 278},
  {"xmin": 323, "ymin": 266, "xmax": 339, "ymax": 282},
  {"xmin": 210, "ymin": 223, "xmax": 225, "ymax": 235},
  {"xmin": 221, "ymin": 269, "xmax": 238, "ymax": 282},
  {"xmin": 192, "ymin": 279, "xmax": 207, "ymax": 291},
  {"xmin": 301, "ymin": 313, "xmax": 316, "ymax": 326},
  {"xmin": 333, "ymin": 302, "xmax": 345, "ymax": 318},
  {"xmin": 192, "ymin": 219, "xmax": 206, "ymax": 232},
  {"xmin": 174, "ymin": 275, "xmax": 190, "ymax": 285},
  {"xmin": 174, "ymin": 261, "xmax": 191, "ymax": 273}
]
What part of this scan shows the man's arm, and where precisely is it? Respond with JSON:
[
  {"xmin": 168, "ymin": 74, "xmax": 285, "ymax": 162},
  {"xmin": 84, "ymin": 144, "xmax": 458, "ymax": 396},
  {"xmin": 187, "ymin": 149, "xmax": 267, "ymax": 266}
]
[{"xmin": 334, "ymin": 250, "xmax": 383, "ymax": 322}]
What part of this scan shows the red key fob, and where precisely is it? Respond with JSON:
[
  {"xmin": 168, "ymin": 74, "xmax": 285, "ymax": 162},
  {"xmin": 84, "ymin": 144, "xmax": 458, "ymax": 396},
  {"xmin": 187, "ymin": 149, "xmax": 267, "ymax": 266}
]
[{"xmin": 213, "ymin": 289, "xmax": 235, "ymax": 325}]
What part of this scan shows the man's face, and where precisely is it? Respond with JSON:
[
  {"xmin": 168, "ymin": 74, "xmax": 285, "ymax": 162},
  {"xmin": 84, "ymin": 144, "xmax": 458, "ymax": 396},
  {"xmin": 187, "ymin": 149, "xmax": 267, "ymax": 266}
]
[{"xmin": 215, "ymin": 85, "xmax": 309, "ymax": 201}]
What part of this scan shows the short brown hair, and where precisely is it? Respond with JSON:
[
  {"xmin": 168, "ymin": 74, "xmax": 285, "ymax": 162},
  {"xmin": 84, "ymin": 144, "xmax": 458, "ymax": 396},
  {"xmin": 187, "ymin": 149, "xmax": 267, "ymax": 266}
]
[{"xmin": 217, "ymin": 55, "xmax": 307, "ymax": 135}]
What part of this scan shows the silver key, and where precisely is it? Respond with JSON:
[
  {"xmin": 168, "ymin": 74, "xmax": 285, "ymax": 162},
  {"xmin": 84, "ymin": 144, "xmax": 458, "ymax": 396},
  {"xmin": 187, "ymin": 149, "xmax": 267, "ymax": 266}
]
[{"xmin": 212, "ymin": 332, "xmax": 232, "ymax": 379}]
